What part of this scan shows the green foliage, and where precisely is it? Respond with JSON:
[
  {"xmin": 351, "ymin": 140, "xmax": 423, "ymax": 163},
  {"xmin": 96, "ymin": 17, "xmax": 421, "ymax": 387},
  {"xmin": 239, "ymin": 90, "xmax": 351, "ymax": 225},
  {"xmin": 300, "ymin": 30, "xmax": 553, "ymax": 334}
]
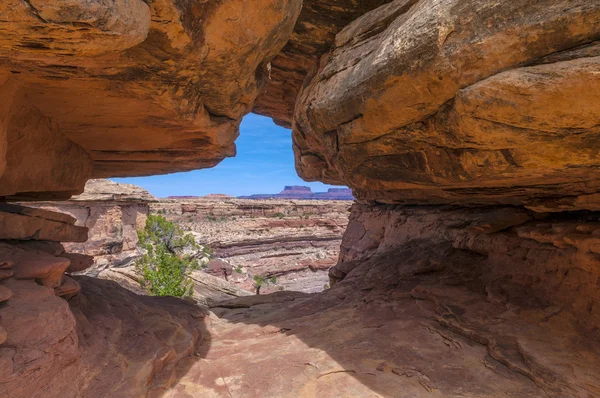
[
  {"xmin": 135, "ymin": 214, "xmax": 200, "ymax": 297},
  {"xmin": 253, "ymin": 274, "xmax": 277, "ymax": 295},
  {"xmin": 273, "ymin": 212, "xmax": 285, "ymax": 219},
  {"xmin": 234, "ymin": 265, "xmax": 243, "ymax": 273}
]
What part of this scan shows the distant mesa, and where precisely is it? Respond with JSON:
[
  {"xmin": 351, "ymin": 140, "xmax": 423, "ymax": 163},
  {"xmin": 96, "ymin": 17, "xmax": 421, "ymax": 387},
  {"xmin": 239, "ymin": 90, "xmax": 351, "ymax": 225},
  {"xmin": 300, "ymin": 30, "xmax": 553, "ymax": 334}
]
[
  {"xmin": 239, "ymin": 186, "xmax": 354, "ymax": 200},
  {"xmin": 167, "ymin": 194, "xmax": 233, "ymax": 200}
]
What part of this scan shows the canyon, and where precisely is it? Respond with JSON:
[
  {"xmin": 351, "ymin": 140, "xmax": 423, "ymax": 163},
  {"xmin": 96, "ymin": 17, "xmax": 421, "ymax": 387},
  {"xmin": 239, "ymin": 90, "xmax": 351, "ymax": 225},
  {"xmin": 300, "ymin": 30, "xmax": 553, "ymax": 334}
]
[
  {"xmin": 1, "ymin": 0, "xmax": 600, "ymax": 397},
  {"xmin": 30, "ymin": 179, "xmax": 349, "ymax": 297}
]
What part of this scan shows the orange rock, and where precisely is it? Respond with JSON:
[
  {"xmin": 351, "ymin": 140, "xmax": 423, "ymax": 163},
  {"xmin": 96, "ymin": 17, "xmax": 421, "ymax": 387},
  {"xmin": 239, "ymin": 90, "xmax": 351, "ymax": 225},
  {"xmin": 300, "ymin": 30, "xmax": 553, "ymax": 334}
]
[
  {"xmin": 0, "ymin": 0, "xmax": 302, "ymax": 200},
  {"xmin": 293, "ymin": 0, "xmax": 600, "ymax": 206},
  {"xmin": 9, "ymin": 249, "xmax": 70, "ymax": 288},
  {"xmin": 54, "ymin": 275, "xmax": 81, "ymax": 299},
  {"xmin": 61, "ymin": 253, "xmax": 94, "ymax": 273}
]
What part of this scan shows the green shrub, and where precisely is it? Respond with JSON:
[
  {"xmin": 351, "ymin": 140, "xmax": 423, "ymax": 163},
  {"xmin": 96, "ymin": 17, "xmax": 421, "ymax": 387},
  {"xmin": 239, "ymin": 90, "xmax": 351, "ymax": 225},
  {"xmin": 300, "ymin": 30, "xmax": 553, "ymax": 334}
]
[
  {"xmin": 135, "ymin": 214, "xmax": 200, "ymax": 297},
  {"xmin": 253, "ymin": 274, "xmax": 277, "ymax": 295},
  {"xmin": 273, "ymin": 212, "xmax": 285, "ymax": 219}
]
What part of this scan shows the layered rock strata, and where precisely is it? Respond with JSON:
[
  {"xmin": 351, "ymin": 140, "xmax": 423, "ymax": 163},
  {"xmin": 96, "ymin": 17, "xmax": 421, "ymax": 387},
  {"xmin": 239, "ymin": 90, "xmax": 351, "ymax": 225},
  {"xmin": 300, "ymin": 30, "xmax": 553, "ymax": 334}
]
[
  {"xmin": 28, "ymin": 179, "xmax": 154, "ymax": 270},
  {"xmin": 153, "ymin": 197, "xmax": 350, "ymax": 293},
  {"xmin": 253, "ymin": 0, "xmax": 394, "ymax": 126},
  {"xmin": 0, "ymin": 204, "xmax": 90, "ymax": 348}
]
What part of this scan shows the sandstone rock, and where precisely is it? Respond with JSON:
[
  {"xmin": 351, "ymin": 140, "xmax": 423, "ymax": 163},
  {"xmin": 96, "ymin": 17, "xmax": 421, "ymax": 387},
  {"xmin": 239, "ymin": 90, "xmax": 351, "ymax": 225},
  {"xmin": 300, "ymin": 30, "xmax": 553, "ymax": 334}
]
[
  {"xmin": 4, "ymin": 245, "xmax": 71, "ymax": 287},
  {"xmin": 167, "ymin": 266, "xmax": 600, "ymax": 397},
  {"xmin": 467, "ymin": 208, "xmax": 532, "ymax": 234},
  {"xmin": 61, "ymin": 253, "xmax": 94, "ymax": 273},
  {"xmin": 253, "ymin": 0, "xmax": 393, "ymax": 126},
  {"xmin": 0, "ymin": 279, "xmax": 80, "ymax": 394},
  {"xmin": 7, "ymin": 241, "xmax": 65, "ymax": 256},
  {"xmin": 28, "ymin": 182, "xmax": 152, "ymax": 269},
  {"xmin": 293, "ymin": 0, "xmax": 600, "ymax": 206},
  {"xmin": 0, "ymin": 0, "xmax": 151, "ymax": 57},
  {"xmin": 335, "ymin": 203, "xmax": 600, "ymax": 336},
  {"xmin": 0, "ymin": 0, "xmax": 302, "ymax": 200},
  {"xmin": 54, "ymin": 275, "xmax": 81, "ymax": 299},
  {"xmin": 0, "ymin": 269, "xmax": 14, "ymax": 280},
  {"xmin": 0, "ymin": 276, "xmax": 208, "ymax": 398},
  {"xmin": 0, "ymin": 285, "xmax": 12, "ymax": 302},
  {"xmin": 70, "ymin": 179, "xmax": 155, "ymax": 202},
  {"xmin": 0, "ymin": 206, "xmax": 87, "ymax": 242}
]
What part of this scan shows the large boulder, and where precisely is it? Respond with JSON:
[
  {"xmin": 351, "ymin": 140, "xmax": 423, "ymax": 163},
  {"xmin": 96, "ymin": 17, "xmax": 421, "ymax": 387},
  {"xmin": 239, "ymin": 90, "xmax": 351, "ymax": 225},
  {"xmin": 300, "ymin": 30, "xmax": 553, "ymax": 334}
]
[{"xmin": 293, "ymin": 0, "xmax": 600, "ymax": 207}]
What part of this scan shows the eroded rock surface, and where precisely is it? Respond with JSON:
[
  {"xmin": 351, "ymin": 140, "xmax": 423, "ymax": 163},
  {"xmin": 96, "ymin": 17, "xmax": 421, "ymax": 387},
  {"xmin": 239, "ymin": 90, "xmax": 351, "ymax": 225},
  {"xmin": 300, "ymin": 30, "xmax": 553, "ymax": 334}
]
[
  {"xmin": 29, "ymin": 179, "xmax": 153, "ymax": 268},
  {"xmin": 0, "ymin": 0, "xmax": 302, "ymax": 200},
  {"xmin": 293, "ymin": 0, "xmax": 600, "ymax": 206},
  {"xmin": 2, "ymin": 0, "xmax": 600, "ymax": 397},
  {"xmin": 0, "ymin": 276, "xmax": 208, "ymax": 398},
  {"xmin": 253, "ymin": 0, "xmax": 394, "ymax": 127}
]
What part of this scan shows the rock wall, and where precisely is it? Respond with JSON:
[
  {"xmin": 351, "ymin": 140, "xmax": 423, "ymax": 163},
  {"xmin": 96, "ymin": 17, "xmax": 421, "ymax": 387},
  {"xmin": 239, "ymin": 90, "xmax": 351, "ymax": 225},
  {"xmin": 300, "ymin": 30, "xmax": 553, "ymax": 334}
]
[
  {"xmin": 27, "ymin": 179, "xmax": 153, "ymax": 269},
  {"xmin": 152, "ymin": 198, "xmax": 350, "ymax": 293},
  {"xmin": 332, "ymin": 204, "xmax": 600, "ymax": 337}
]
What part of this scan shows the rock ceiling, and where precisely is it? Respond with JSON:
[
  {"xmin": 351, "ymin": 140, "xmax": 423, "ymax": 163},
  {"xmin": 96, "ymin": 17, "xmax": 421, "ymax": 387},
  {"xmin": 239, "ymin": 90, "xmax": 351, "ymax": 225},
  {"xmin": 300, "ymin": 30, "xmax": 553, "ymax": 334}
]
[{"xmin": 1, "ymin": 0, "xmax": 599, "ymax": 210}]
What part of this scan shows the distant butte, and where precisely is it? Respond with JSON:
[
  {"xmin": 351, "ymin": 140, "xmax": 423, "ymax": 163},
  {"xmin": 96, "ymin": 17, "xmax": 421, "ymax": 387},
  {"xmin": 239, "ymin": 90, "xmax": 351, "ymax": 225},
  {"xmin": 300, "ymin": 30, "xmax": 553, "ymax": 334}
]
[{"xmin": 238, "ymin": 186, "xmax": 354, "ymax": 200}]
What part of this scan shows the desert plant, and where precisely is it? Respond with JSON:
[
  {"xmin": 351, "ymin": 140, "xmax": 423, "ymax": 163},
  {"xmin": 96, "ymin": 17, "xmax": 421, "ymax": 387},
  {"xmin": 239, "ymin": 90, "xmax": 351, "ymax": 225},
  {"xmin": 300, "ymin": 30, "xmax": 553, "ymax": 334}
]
[
  {"xmin": 273, "ymin": 212, "xmax": 285, "ymax": 219},
  {"xmin": 135, "ymin": 214, "xmax": 200, "ymax": 297},
  {"xmin": 253, "ymin": 274, "xmax": 277, "ymax": 295}
]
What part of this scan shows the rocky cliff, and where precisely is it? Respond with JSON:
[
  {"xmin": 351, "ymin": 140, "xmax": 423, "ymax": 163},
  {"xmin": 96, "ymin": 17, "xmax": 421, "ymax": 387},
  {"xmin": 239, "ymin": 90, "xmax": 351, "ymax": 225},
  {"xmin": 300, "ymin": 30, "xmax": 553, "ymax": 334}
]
[
  {"xmin": 28, "ymin": 179, "xmax": 153, "ymax": 268},
  {"xmin": 30, "ymin": 180, "xmax": 350, "ymax": 294},
  {"xmin": 154, "ymin": 197, "xmax": 350, "ymax": 293},
  {"xmin": 0, "ymin": 0, "xmax": 302, "ymax": 200},
  {"xmin": 1, "ymin": 0, "xmax": 600, "ymax": 396}
]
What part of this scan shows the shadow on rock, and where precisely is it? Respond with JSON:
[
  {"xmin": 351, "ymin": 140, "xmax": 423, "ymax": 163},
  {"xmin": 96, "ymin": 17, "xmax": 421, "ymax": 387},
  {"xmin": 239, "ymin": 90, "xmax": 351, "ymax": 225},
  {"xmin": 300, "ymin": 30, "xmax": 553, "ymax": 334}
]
[
  {"xmin": 194, "ymin": 243, "xmax": 600, "ymax": 397},
  {"xmin": 69, "ymin": 276, "xmax": 212, "ymax": 397}
]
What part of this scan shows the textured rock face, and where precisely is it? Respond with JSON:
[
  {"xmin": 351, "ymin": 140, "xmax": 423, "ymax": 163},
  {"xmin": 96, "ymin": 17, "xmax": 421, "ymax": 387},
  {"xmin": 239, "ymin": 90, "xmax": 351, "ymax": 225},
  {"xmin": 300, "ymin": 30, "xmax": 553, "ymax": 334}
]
[
  {"xmin": 333, "ymin": 204, "xmax": 600, "ymax": 336},
  {"xmin": 293, "ymin": 0, "xmax": 600, "ymax": 206},
  {"xmin": 153, "ymin": 198, "xmax": 350, "ymax": 293},
  {"xmin": 2, "ymin": 1, "xmax": 600, "ymax": 396},
  {"xmin": 0, "ymin": 276, "xmax": 208, "ymax": 398},
  {"xmin": 0, "ymin": 0, "xmax": 302, "ymax": 200},
  {"xmin": 28, "ymin": 180, "xmax": 154, "ymax": 268},
  {"xmin": 253, "ymin": 0, "xmax": 394, "ymax": 127}
]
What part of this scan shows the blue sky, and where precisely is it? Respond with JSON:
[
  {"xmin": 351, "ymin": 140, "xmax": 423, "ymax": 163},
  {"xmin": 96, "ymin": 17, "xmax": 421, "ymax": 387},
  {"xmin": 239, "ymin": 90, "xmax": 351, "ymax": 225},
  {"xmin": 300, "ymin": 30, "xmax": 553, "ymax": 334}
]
[{"xmin": 113, "ymin": 113, "xmax": 341, "ymax": 198}]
